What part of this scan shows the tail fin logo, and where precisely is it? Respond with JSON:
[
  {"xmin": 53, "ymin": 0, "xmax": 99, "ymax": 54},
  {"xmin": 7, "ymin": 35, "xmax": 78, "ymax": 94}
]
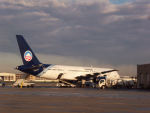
[{"xmin": 24, "ymin": 50, "xmax": 32, "ymax": 62}]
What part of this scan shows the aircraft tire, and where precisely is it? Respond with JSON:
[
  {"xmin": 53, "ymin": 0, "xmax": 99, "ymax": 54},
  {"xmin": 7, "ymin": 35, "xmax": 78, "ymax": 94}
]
[{"xmin": 101, "ymin": 85, "xmax": 105, "ymax": 89}]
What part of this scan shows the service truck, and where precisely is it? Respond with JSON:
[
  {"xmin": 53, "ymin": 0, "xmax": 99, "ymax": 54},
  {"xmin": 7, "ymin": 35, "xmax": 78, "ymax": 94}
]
[
  {"xmin": 96, "ymin": 76, "xmax": 118, "ymax": 89},
  {"xmin": 13, "ymin": 79, "xmax": 35, "ymax": 88},
  {"xmin": 96, "ymin": 75, "xmax": 136, "ymax": 89}
]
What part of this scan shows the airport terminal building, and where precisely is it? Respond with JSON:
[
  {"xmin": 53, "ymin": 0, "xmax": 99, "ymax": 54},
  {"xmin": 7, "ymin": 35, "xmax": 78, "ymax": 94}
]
[
  {"xmin": 0, "ymin": 73, "xmax": 56, "ymax": 82},
  {"xmin": 0, "ymin": 73, "xmax": 16, "ymax": 81},
  {"xmin": 137, "ymin": 64, "xmax": 150, "ymax": 89}
]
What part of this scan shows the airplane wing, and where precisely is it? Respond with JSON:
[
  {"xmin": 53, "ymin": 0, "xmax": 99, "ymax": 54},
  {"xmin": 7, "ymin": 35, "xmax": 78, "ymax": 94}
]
[
  {"xmin": 101, "ymin": 69, "xmax": 118, "ymax": 74},
  {"xmin": 75, "ymin": 69, "xmax": 118, "ymax": 80}
]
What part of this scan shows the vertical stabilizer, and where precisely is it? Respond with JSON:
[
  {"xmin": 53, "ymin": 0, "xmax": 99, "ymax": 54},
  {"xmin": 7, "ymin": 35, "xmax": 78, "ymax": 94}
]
[{"xmin": 16, "ymin": 35, "xmax": 41, "ymax": 66}]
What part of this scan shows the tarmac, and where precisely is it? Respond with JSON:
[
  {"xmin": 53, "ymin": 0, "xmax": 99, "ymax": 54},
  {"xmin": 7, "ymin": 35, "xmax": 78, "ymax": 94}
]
[{"xmin": 0, "ymin": 88, "xmax": 150, "ymax": 113}]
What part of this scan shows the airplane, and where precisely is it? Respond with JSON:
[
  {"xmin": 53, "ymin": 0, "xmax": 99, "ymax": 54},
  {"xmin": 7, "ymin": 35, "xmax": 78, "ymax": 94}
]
[{"xmin": 16, "ymin": 35, "xmax": 120, "ymax": 87}]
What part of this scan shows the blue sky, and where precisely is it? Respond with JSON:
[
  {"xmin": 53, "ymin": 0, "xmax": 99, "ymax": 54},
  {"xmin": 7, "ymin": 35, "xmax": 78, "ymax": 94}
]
[{"xmin": 109, "ymin": 0, "xmax": 136, "ymax": 4}]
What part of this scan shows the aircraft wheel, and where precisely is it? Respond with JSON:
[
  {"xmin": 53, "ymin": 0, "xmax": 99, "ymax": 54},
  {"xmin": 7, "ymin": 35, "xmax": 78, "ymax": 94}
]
[
  {"xmin": 56, "ymin": 83, "xmax": 62, "ymax": 87},
  {"xmin": 101, "ymin": 85, "xmax": 105, "ymax": 89}
]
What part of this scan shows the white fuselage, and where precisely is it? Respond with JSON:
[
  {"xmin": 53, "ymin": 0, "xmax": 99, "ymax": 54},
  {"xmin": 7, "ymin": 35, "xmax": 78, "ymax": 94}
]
[{"xmin": 38, "ymin": 65, "xmax": 120, "ymax": 80}]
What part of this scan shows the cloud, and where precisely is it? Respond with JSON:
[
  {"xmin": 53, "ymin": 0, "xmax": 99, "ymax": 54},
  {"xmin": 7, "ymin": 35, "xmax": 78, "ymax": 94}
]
[
  {"xmin": 0, "ymin": 52, "xmax": 21, "ymax": 73},
  {"xmin": 115, "ymin": 65, "xmax": 136, "ymax": 76},
  {"xmin": 0, "ymin": 0, "xmax": 149, "ymax": 76}
]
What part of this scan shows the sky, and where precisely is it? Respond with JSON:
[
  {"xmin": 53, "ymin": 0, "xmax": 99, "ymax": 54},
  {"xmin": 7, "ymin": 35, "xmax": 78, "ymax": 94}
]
[
  {"xmin": 109, "ymin": 0, "xmax": 134, "ymax": 4},
  {"xmin": 0, "ymin": 0, "xmax": 150, "ymax": 76}
]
